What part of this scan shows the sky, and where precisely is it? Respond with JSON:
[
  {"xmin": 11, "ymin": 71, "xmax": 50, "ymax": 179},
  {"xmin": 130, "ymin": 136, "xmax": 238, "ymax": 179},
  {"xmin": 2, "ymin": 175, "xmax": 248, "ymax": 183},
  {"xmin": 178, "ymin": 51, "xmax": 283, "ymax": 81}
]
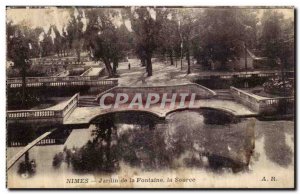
[
  {"xmin": 7, "ymin": 7, "xmax": 72, "ymax": 34},
  {"xmin": 6, "ymin": 7, "xmax": 134, "ymax": 34}
]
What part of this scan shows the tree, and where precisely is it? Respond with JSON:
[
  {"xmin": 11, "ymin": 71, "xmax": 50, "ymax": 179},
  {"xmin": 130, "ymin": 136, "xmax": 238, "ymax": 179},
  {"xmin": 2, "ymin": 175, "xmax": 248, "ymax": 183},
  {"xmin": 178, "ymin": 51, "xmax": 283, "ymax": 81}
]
[
  {"xmin": 85, "ymin": 8, "xmax": 125, "ymax": 77},
  {"xmin": 177, "ymin": 8, "xmax": 198, "ymax": 74},
  {"xmin": 61, "ymin": 27, "xmax": 68, "ymax": 57},
  {"xmin": 7, "ymin": 28, "xmax": 31, "ymax": 107},
  {"xmin": 66, "ymin": 9, "xmax": 85, "ymax": 62},
  {"xmin": 158, "ymin": 8, "xmax": 181, "ymax": 66},
  {"xmin": 128, "ymin": 7, "xmax": 168, "ymax": 76},
  {"xmin": 194, "ymin": 8, "xmax": 258, "ymax": 71},
  {"xmin": 259, "ymin": 10, "xmax": 294, "ymax": 69},
  {"xmin": 7, "ymin": 22, "xmax": 42, "ymax": 59},
  {"xmin": 52, "ymin": 25, "xmax": 63, "ymax": 56},
  {"xmin": 40, "ymin": 27, "xmax": 55, "ymax": 57}
]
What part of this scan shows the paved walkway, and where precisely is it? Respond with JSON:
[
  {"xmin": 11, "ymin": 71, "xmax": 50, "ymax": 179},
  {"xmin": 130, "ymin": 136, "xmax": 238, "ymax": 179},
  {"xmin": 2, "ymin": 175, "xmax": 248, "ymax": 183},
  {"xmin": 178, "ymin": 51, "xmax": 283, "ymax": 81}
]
[
  {"xmin": 116, "ymin": 58, "xmax": 293, "ymax": 87},
  {"xmin": 44, "ymin": 99, "xmax": 70, "ymax": 111},
  {"xmin": 64, "ymin": 126, "xmax": 95, "ymax": 148},
  {"xmin": 64, "ymin": 99, "xmax": 257, "ymax": 125}
]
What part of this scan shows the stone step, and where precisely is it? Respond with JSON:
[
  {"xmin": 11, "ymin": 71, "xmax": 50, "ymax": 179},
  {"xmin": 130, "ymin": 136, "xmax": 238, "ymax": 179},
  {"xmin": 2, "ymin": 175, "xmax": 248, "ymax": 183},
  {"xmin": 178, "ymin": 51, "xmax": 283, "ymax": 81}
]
[
  {"xmin": 79, "ymin": 99, "xmax": 96, "ymax": 103},
  {"xmin": 215, "ymin": 90, "xmax": 234, "ymax": 100},
  {"xmin": 217, "ymin": 93, "xmax": 233, "ymax": 97},
  {"xmin": 78, "ymin": 103, "xmax": 98, "ymax": 107},
  {"xmin": 78, "ymin": 101, "xmax": 98, "ymax": 104},
  {"xmin": 216, "ymin": 97, "xmax": 234, "ymax": 100},
  {"xmin": 78, "ymin": 96, "xmax": 98, "ymax": 107},
  {"xmin": 79, "ymin": 96, "xmax": 96, "ymax": 100}
]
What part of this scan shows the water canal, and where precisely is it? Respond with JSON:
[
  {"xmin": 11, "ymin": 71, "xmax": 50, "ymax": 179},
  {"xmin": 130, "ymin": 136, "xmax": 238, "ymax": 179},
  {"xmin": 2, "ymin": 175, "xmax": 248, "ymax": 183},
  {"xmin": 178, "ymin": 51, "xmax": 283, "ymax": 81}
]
[{"xmin": 7, "ymin": 110, "xmax": 294, "ymax": 188}]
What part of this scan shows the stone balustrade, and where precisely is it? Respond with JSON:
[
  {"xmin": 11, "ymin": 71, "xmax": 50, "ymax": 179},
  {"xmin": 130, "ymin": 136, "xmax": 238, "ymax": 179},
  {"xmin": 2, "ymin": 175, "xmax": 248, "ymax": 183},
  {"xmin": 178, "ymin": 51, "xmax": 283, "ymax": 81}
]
[
  {"xmin": 7, "ymin": 93, "xmax": 79, "ymax": 122},
  {"xmin": 230, "ymin": 86, "xmax": 294, "ymax": 114},
  {"xmin": 7, "ymin": 76, "xmax": 118, "ymax": 88},
  {"xmin": 195, "ymin": 70, "xmax": 294, "ymax": 80}
]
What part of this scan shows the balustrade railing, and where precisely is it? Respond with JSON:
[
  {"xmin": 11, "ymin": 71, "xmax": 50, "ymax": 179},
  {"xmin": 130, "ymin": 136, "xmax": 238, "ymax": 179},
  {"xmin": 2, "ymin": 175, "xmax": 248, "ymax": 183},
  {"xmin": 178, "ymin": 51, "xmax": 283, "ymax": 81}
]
[
  {"xmin": 7, "ymin": 93, "xmax": 79, "ymax": 120},
  {"xmin": 7, "ymin": 76, "xmax": 118, "ymax": 88},
  {"xmin": 195, "ymin": 71, "xmax": 294, "ymax": 80},
  {"xmin": 62, "ymin": 93, "xmax": 79, "ymax": 117},
  {"xmin": 230, "ymin": 86, "xmax": 294, "ymax": 113}
]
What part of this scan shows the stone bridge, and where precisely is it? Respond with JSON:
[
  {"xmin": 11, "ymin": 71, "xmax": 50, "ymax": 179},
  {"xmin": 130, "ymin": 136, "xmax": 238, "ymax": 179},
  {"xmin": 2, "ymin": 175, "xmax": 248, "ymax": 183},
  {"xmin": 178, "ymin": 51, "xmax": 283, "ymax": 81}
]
[
  {"xmin": 8, "ymin": 83, "xmax": 294, "ymax": 126},
  {"xmin": 6, "ymin": 84, "xmax": 266, "ymax": 167},
  {"xmin": 7, "ymin": 83, "xmax": 263, "ymax": 126}
]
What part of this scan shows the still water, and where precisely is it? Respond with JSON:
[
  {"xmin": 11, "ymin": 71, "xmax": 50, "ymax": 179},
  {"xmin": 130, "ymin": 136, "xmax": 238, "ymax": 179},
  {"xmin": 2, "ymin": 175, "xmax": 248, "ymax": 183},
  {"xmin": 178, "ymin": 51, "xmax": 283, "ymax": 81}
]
[{"xmin": 7, "ymin": 110, "xmax": 294, "ymax": 188}]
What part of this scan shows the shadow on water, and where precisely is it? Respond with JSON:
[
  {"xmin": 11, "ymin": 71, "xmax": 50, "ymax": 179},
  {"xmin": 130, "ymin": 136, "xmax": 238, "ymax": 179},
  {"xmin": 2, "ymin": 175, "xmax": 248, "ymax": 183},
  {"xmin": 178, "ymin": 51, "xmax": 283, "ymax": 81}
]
[
  {"xmin": 255, "ymin": 121, "xmax": 293, "ymax": 167},
  {"xmin": 54, "ymin": 110, "xmax": 255, "ymax": 174},
  {"xmin": 7, "ymin": 123, "xmax": 72, "ymax": 178},
  {"xmin": 7, "ymin": 123, "xmax": 71, "ymax": 147}
]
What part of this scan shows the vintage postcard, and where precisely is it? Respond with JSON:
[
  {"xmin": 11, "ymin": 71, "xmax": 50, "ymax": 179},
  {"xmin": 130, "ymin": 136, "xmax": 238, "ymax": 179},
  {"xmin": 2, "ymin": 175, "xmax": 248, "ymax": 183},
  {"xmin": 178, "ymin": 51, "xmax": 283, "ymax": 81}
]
[{"xmin": 6, "ymin": 6, "xmax": 295, "ymax": 189}]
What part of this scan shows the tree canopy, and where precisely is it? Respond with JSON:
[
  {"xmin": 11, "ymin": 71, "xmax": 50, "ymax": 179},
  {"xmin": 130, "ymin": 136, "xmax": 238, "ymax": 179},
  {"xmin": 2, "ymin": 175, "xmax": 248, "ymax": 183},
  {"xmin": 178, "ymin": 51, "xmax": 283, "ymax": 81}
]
[{"xmin": 7, "ymin": 7, "xmax": 295, "ymax": 75}]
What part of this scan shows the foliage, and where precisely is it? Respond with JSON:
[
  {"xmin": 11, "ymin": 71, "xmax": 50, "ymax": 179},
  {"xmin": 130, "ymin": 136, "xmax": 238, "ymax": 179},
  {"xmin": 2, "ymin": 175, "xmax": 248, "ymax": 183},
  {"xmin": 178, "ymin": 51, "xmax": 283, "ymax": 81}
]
[
  {"xmin": 259, "ymin": 10, "xmax": 294, "ymax": 68},
  {"xmin": 7, "ymin": 7, "xmax": 294, "ymax": 78},
  {"xmin": 66, "ymin": 10, "xmax": 85, "ymax": 62},
  {"xmin": 127, "ymin": 7, "xmax": 169, "ymax": 76},
  {"xmin": 192, "ymin": 9, "xmax": 258, "ymax": 70},
  {"xmin": 263, "ymin": 77, "xmax": 294, "ymax": 96},
  {"xmin": 84, "ymin": 8, "xmax": 130, "ymax": 77}
]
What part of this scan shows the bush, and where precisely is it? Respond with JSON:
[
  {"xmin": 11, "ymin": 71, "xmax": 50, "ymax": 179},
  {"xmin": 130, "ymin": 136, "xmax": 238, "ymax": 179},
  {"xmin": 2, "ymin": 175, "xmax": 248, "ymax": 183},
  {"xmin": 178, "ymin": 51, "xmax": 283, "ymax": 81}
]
[
  {"xmin": 263, "ymin": 77, "xmax": 294, "ymax": 96},
  {"xmin": 52, "ymin": 152, "xmax": 64, "ymax": 168}
]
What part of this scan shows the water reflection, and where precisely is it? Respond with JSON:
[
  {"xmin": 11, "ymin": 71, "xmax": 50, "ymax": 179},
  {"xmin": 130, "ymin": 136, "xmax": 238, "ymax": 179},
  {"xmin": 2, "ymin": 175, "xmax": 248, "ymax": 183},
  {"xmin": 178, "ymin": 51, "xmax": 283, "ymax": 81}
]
[
  {"xmin": 7, "ymin": 123, "xmax": 71, "ymax": 147},
  {"xmin": 55, "ymin": 110, "xmax": 255, "ymax": 174},
  {"xmin": 254, "ymin": 121, "xmax": 294, "ymax": 167},
  {"xmin": 17, "ymin": 152, "xmax": 37, "ymax": 178}
]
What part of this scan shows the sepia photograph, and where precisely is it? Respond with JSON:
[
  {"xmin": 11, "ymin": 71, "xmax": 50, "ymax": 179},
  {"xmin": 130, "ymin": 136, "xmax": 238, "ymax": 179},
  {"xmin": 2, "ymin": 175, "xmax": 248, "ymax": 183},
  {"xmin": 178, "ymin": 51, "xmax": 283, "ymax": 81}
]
[{"xmin": 6, "ymin": 6, "xmax": 295, "ymax": 189}]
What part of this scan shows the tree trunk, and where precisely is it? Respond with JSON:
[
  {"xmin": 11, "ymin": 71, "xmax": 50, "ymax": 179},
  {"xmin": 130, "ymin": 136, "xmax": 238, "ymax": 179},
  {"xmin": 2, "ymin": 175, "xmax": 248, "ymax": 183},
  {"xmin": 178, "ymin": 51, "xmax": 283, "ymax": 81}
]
[
  {"xmin": 180, "ymin": 55, "xmax": 183, "ymax": 70},
  {"xmin": 104, "ymin": 60, "xmax": 114, "ymax": 77},
  {"xmin": 146, "ymin": 55, "xmax": 152, "ymax": 77},
  {"xmin": 21, "ymin": 63, "xmax": 26, "ymax": 108},
  {"xmin": 25, "ymin": 151, "xmax": 29, "ymax": 164},
  {"xmin": 105, "ymin": 128, "xmax": 112, "ymax": 169},
  {"xmin": 76, "ymin": 49, "xmax": 81, "ymax": 62},
  {"xmin": 186, "ymin": 49, "xmax": 191, "ymax": 74},
  {"xmin": 112, "ymin": 58, "xmax": 118, "ymax": 75},
  {"xmin": 169, "ymin": 50, "xmax": 174, "ymax": 65},
  {"xmin": 141, "ymin": 58, "xmax": 146, "ymax": 67}
]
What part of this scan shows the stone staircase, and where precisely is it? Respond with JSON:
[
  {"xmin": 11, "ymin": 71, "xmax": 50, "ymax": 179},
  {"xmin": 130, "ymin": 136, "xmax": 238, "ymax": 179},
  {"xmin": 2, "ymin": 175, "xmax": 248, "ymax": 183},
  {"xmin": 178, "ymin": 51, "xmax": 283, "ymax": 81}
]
[
  {"xmin": 215, "ymin": 89, "xmax": 234, "ymax": 100},
  {"xmin": 78, "ymin": 96, "xmax": 98, "ymax": 107}
]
